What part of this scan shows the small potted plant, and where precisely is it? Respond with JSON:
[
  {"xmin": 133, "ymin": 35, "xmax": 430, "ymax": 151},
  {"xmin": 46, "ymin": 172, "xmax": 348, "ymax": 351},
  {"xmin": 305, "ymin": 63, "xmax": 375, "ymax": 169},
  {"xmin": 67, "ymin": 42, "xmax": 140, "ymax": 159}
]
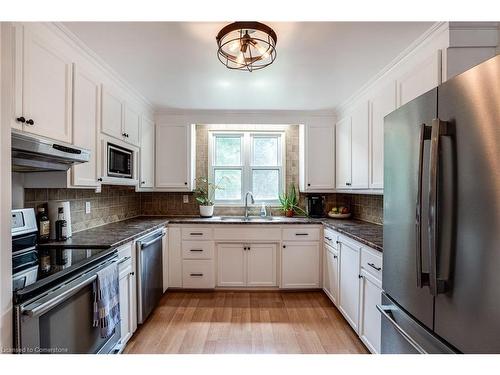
[
  {"xmin": 278, "ymin": 184, "xmax": 307, "ymax": 217},
  {"xmin": 193, "ymin": 177, "xmax": 225, "ymax": 218}
]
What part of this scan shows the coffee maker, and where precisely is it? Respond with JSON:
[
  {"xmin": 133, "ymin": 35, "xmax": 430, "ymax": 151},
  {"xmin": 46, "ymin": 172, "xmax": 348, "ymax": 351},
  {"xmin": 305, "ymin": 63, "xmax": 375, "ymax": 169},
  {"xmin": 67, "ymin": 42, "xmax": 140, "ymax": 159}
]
[{"xmin": 307, "ymin": 195, "xmax": 325, "ymax": 218}]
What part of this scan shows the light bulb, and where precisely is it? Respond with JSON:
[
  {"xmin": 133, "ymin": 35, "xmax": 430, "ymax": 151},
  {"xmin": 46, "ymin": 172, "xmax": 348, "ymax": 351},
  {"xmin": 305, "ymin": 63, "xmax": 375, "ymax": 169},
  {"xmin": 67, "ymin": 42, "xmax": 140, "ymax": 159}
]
[
  {"xmin": 254, "ymin": 42, "xmax": 270, "ymax": 60},
  {"xmin": 228, "ymin": 41, "xmax": 239, "ymax": 52}
]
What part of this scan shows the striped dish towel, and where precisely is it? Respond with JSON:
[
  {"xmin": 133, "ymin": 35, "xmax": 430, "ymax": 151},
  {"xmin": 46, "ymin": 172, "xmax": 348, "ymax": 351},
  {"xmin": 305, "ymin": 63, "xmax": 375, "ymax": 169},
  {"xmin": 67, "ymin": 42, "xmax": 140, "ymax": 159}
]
[{"xmin": 93, "ymin": 262, "xmax": 121, "ymax": 338}]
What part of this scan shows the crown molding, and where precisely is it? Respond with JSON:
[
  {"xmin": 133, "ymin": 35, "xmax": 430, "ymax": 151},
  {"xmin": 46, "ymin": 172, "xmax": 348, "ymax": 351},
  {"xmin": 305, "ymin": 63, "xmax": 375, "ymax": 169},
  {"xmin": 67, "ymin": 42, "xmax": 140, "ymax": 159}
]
[{"xmin": 154, "ymin": 108, "xmax": 336, "ymax": 118}]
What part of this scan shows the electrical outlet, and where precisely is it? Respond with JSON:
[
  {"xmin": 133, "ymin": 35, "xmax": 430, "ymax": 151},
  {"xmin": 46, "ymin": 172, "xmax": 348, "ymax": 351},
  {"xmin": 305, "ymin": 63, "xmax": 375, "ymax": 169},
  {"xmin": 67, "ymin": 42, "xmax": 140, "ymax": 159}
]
[
  {"xmin": 85, "ymin": 201, "xmax": 91, "ymax": 214},
  {"xmin": 183, "ymin": 195, "xmax": 189, "ymax": 203}
]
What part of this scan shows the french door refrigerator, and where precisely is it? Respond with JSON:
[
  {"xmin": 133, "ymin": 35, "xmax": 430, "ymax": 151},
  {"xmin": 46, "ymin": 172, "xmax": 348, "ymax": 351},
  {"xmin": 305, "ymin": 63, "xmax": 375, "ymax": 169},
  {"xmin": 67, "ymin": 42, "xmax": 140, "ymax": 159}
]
[{"xmin": 381, "ymin": 54, "xmax": 500, "ymax": 354}]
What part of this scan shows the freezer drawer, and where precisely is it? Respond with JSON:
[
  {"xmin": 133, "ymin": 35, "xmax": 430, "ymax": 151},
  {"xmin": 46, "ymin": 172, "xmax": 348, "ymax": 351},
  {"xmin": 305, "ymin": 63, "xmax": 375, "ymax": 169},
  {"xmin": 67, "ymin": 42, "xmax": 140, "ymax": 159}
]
[{"xmin": 379, "ymin": 293, "xmax": 455, "ymax": 354}]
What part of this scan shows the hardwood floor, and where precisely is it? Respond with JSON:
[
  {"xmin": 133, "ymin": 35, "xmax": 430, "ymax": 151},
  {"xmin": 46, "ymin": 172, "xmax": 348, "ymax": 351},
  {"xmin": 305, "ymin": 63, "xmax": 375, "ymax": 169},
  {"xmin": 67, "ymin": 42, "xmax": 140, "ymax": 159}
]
[{"xmin": 124, "ymin": 290, "xmax": 368, "ymax": 354}]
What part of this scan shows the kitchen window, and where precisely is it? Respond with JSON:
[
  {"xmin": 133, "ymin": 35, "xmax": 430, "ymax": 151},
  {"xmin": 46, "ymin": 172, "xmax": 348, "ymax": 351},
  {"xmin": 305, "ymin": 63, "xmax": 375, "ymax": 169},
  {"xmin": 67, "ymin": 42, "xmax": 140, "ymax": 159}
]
[{"xmin": 209, "ymin": 131, "xmax": 285, "ymax": 205}]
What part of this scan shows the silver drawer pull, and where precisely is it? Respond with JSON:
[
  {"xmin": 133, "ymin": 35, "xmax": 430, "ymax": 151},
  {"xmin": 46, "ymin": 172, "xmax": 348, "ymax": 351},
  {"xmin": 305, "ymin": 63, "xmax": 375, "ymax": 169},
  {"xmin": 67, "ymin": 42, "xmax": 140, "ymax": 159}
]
[
  {"xmin": 190, "ymin": 249, "xmax": 204, "ymax": 252},
  {"xmin": 190, "ymin": 273, "xmax": 203, "ymax": 277},
  {"xmin": 295, "ymin": 233, "xmax": 309, "ymax": 236},
  {"xmin": 190, "ymin": 232, "xmax": 203, "ymax": 236},
  {"xmin": 368, "ymin": 262, "xmax": 382, "ymax": 271}
]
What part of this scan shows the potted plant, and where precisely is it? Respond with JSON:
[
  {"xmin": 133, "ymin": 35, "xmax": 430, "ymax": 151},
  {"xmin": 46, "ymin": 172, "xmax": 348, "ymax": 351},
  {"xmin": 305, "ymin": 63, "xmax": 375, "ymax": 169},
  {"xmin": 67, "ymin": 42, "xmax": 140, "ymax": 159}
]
[
  {"xmin": 278, "ymin": 184, "xmax": 307, "ymax": 217},
  {"xmin": 193, "ymin": 177, "xmax": 225, "ymax": 218}
]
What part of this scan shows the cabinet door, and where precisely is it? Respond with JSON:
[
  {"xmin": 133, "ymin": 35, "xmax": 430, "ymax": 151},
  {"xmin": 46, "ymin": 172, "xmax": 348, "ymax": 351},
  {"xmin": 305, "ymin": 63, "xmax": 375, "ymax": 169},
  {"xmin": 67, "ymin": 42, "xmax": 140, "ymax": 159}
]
[
  {"xmin": 71, "ymin": 64, "xmax": 99, "ymax": 187},
  {"xmin": 335, "ymin": 117, "xmax": 351, "ymax": 189},
  {"xmin": 119, "ymin": 262, "xmax": 134, "ymax": 345},
  {"xmin": 359, "ymin": 270, "xmax": 382, "ymax": 353},
  {"xmin": 101, "ymin": 87, "xmax": 123, "ymax": 140},
  {"xmin": 22, "ymin": 26, "xmax": 72, "ymax": 142},
  {"xmin": 369, "ymin": 82, "xmax": 396, "ymax": 189},
  {"xmin": 247, "ymin": 243, "xmax": 277, "ymax": 287},
  {"xmin": 123, "ymin": 104, "xmax": 140, "ymax": 146},
  {"xmin": 217, "ymin": 244, "xmax": 246, "ymax": 287},
  {"xmin": 168, "ymin": 227, "xmax": 182, "ymax": 288},
  {"xmin": 156, "ymin": 124, "xmax": 193, "ymax": 190},
  {"xmin": 281, "ymin": 242, "xmax": 320, "ymax": 288},
  {"xmin": 324, "ymin": 246, "xmax": 339, "ymax": 305},
  {"xmin": 304, "ymin": 125, "xmax": 335, "ymax": 191},
  {"xmin": 139, "ymin": 117, "xmax": 155, "ymax": 188},
  {"xmin": 398, "ymin": 50, "xmax": 442, "ymax": 106},
  {"xmin": 339, "ymin": 238, "xmax": 361, "ymax": 332},
  {"xmin": 351, "ymin": 101, "xmax": 369, "ymax": 189}
]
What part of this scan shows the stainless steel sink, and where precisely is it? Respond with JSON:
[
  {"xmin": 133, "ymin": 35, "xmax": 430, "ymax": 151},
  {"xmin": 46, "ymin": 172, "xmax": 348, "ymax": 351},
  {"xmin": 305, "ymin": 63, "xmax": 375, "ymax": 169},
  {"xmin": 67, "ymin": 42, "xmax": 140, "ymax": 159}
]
[{"xmin": 217, "ymin": 216, "xmax": 281, "ymax": 222}]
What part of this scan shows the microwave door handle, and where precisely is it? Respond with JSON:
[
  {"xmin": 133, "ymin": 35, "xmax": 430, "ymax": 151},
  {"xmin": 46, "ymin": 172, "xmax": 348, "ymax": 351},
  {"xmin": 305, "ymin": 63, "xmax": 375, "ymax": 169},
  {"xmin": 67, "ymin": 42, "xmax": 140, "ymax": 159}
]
[
  {"xmin": 22, "ymin": 273, "xmax": 97, "ymax": 317},
  {"xmin": 416, "ymin": 123, "xmax": 431, "ymax": 288}
]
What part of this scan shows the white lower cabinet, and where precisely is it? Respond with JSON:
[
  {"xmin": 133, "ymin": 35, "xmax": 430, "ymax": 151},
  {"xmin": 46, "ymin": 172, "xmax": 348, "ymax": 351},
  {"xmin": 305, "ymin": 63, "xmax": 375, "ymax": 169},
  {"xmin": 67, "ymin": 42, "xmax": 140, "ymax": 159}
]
[
  {"xmin": 182, "ymin": 260, "xmax": 215, "ymax": 289},
  {"xmin": 338, "ymin": 236, "xmax": 361, "ymax": 332},
  {"xmin": 217, "ymin": 243, "xmax": 277, "ymax": 287},
  {"xmin": 118, "ymin": 257, "xmax": 135, "ymax": 347},
  {"xmin": 281, "ymin": 242, "xmax": 320, "ymax": 288},
  {"xmin": 323, "ymin": 244, "xmax": 339, "ymax": 306},
  {"xmin": 359, "ymin": 269, "xmax": 382, "ymax": 354}
]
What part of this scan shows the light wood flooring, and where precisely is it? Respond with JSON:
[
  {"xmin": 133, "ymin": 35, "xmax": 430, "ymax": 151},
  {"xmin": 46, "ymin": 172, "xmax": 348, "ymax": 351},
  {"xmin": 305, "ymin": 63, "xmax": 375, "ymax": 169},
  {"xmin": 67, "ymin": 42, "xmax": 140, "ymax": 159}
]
[{"xmin": 124, "ymin": 290, "xmax": 368, "ymax": 354}]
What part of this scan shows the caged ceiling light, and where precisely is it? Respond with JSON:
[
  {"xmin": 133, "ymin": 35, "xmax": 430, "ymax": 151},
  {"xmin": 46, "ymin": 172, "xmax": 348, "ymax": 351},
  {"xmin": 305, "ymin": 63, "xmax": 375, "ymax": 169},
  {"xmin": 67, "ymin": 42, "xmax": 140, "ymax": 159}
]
[{"xmin": 216, "ymin": 22, "xmax": 277, "ymax": 72}]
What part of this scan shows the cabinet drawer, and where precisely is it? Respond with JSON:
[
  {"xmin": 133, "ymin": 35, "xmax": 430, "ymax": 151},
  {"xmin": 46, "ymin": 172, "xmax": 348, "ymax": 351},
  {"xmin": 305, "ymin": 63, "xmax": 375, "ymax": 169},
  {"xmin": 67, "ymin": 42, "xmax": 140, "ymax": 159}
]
[
  {"xmin": 282, "ymin": 227, "xmax": 320, "ymax": 241},
  {"xmin": 118, "ymin": 257, "xmax": 132, "ymax": 275},
  {"xmin": 181, "ymin": 227, "xmax": 213, "ymax": 241},
  {"xmin": 182, "ymin": 260, "xmax": 215, "ymax": 289},
  {"xmin": 361, "ymin": 247, "xmax": 383, "ymax": 281},
  {"xmin": 182, "ymin": 241, "xmax": 214, "ymax": 259},
  {"xmin": 117, "ymin": 242, "xmax": 133, "ymax": 261},
  {"xmin": 324, "ymin": 228, "xmax": 338, "ymax": 248}
]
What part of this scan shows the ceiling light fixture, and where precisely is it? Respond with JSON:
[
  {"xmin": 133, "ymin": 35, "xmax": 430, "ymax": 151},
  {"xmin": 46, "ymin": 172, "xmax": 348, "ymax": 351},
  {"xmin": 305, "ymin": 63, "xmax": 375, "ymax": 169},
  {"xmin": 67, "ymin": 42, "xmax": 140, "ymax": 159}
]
[{"xmin": 216, "ymin": 22, "xmax": 277, "ymax": 72}]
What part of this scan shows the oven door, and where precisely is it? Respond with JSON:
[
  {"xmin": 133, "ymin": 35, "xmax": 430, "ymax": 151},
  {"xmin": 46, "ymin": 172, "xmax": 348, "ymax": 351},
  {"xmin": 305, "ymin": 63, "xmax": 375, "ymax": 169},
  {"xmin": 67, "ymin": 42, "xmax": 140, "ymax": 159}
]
[
  {"xmin": 107, "ymin": 143, "xmax": 132, "ymax": 178},
  {"xmin": 15, "ymin": 260, "xmax": 121, "ymax": 354}
]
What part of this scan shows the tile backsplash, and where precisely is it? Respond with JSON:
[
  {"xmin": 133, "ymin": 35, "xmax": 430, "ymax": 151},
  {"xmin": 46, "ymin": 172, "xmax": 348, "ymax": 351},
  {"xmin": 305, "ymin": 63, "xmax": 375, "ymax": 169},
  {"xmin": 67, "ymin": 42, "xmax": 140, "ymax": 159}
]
[{"xmin": 24, "ymin": 186, "xmax": 141, "ymax": 233}]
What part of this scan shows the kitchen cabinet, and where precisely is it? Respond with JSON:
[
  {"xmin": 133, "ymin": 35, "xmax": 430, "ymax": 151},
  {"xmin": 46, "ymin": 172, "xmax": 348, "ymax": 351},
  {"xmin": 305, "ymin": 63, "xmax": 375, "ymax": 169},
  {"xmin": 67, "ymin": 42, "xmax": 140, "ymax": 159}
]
[
  {"xmin": 155, "ymin": 124, "xmax": 196, "ymax": 191},
  {"xmin": 359, "ymin": 269, "xmax": 382, "ymax": 353},
  {"xmin": 281, "ymin": 242, "xmax": 320, "ymax": 288},
  {"xmin": 139, "ymin": 116, "xmax": 155, "ymax": 188},
  {"xmin": 217, "ymin": 243, "xmax": 277, "ymax": 287},
  {"xmin": 338, "ymin": 236, "xmax": 361, "ymax": 332},
  {"xmin": 14, "ymin": 24, "xmax": 73, "ymax": 143},
  {"xmin": 71, "ymin": 64, "xmax": 100, "ymax": 188},
  {"xmin": 369, "ymin": 82, "xmax": 396, "ymax": 190},
  {"xmin": 323, "ymin": 243, "xmax": 339, "ymax": 306},
  {"xmin": 167, "ymin": 227, "xmax": 182, "ymax": 288},
  {"xmin": 162, "ymin": 228, "xmax": 169, "ymax": 293},
  {"xmin": 299, "ymin": 124, "xmax": 335, "ymax": 192},
  {"xmin": 118, "ymin": 253, "xmax": 136, "ymax": 347},
  {"xmin": 350, "ymin": 101, "xmax": 369, "ymax": 189},
  {"xmin": 101, "ymin": 85, "xmax": 141, "ymax": 147},
  {"xmin": 397, "ymin": 50, "xmax": 442, "ymax": 106},
  {"xmin": 335, "ymin": 116, "xmax": 351, "ymax": 189}
]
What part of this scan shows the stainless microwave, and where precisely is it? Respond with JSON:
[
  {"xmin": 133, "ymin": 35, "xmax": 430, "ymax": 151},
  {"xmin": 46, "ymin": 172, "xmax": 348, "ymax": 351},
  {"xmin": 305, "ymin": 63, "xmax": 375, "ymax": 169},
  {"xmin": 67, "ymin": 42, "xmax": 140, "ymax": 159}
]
[{"xmin": 107, "ymin": 143, "xmax": 133, "ymax": 179}]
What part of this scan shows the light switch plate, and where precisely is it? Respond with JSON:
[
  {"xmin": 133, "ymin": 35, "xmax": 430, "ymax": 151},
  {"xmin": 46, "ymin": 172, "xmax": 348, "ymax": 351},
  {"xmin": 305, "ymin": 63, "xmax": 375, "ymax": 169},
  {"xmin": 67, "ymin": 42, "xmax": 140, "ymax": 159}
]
[
  {"xmin": 85, "ymin": 201, "xmax": 91, "ymax": 214},
  {"xmin": 183, "ymin": 195, "xmax": 189, "ymax": 203}
]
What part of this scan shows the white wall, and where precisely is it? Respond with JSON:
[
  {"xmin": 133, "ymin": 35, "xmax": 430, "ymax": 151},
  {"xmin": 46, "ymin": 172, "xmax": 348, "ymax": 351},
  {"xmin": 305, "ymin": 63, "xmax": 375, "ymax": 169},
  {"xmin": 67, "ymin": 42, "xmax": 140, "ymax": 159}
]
[{"xmin": 0, "ymin": 22, "xmax": 13, "ymax": 352}]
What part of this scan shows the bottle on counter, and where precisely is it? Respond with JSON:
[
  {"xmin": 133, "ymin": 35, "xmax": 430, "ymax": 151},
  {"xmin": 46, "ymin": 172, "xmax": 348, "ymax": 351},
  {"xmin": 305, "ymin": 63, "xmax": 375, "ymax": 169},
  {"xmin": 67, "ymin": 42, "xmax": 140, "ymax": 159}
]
[
  {"xmin": 37, "ymin": 207, "xmax": 50, "ymax": 243},
  {"xmin": 55, "ymin": 207, "xmax": 68, "ymax": 241}
]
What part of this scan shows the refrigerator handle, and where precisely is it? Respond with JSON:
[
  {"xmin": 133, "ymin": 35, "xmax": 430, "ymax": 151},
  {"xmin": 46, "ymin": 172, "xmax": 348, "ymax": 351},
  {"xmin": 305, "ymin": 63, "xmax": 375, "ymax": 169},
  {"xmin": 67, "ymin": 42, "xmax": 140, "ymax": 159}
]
[
  {"xmin": 416, "ymin": 123, "xmax": 431, "ymax": 288},
  {"xmin": 428, "ymin": 118, "xmax": 449, "ymax": 296}
]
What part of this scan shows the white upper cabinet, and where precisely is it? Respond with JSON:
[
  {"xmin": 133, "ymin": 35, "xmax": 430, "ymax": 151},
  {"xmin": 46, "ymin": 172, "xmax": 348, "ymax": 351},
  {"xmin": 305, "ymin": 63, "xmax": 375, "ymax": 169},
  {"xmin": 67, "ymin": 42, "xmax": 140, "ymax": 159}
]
[
  {"xmin": 139, "ymin": 117, "xmax": 155, "ymax": 188},
  {"xmin": 155, "ymin": 124, "xmax": 195, "ymax": 191},
  {"xmin": 16, "ymin": 24, "xmax": 73, "ymax": 143},
  {"xmin": 397, "ymin": 50, "xmax": 442, "ymax": 106},
  {"xmin": 71, "ymin": 64, "xmax": 100, "ymax": 188},
  {"xmin": 123, "ymin": 104, "xmax": 140, "ymax": 146},
  {"xmin": 335, "ymin": 117, "xmax": 352, "ymax": 189},
  {"xmin": 299, "ymin": 124, "xmax": 335, "ymax": 192},
  {"xmin": 351, "ymin": 101, "xmax": 369, "ymax": 189},
  {"xmin": 369, "ymin": 82, "xmax": 396, "ymax": 190}
]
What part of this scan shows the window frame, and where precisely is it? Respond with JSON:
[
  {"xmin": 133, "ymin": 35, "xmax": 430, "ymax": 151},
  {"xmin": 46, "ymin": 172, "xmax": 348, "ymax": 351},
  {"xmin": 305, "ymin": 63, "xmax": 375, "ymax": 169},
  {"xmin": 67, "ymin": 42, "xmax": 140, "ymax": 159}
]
[{"xmin": 208, "ymin": 130, "xmax": 286, "ymax": 206}]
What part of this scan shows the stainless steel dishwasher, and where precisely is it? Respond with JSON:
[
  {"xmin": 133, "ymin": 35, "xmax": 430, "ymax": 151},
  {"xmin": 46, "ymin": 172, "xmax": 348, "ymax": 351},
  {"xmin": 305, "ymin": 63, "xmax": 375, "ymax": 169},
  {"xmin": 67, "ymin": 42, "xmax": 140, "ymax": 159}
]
[{"xmin": 136, "ymin": 228, "xmax": 165, "ymax": 324}]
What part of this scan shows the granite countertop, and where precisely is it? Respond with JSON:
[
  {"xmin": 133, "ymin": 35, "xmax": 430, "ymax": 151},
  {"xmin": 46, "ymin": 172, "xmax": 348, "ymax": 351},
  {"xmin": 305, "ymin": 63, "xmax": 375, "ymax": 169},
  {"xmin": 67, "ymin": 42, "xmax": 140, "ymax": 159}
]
[
  {"xmin": 37, "ymin": 215, "xmax": 383, "ymax": 252},
  {"xmin": 37, "ymin": 217, "xmax": 169, "ymax": 249}
]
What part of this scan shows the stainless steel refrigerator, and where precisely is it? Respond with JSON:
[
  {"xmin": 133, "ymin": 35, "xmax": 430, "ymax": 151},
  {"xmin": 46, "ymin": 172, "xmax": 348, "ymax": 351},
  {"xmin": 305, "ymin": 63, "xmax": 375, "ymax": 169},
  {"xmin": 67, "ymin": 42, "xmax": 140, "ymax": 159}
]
[{"xmin": 381, "ymin": 55, "xmax": 500, "ymax": 354}]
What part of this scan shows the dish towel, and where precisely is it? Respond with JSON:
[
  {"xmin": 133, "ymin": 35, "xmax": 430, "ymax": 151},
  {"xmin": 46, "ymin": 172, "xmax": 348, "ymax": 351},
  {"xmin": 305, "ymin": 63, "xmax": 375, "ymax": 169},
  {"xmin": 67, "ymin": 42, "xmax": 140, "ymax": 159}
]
[{"xmin": 93, "ymin": 262, "xmax": 121, "ymax": 338}]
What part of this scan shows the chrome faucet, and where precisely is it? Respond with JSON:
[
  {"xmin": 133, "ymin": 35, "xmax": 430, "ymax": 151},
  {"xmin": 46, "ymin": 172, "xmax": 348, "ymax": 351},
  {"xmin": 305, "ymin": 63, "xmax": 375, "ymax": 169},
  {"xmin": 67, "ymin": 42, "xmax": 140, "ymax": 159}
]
[{"xmin": 244, "ymin": 192, "xmax": 255, "ymax": 218}]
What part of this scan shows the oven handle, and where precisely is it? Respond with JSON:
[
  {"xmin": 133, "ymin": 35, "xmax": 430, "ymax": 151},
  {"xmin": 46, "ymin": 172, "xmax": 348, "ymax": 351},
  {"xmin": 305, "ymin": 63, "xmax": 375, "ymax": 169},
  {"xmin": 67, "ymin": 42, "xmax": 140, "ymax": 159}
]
[{"xmin": 21, "ymin": 258, "xmax": 117, "ymax": 318}]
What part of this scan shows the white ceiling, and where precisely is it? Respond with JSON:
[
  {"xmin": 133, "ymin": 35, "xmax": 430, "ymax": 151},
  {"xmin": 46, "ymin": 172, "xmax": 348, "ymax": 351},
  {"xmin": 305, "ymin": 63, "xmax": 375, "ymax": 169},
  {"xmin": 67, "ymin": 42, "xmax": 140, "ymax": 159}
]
[{"xmin": 63, "ymin": 22, "xmax": 434, "ymax": 111}]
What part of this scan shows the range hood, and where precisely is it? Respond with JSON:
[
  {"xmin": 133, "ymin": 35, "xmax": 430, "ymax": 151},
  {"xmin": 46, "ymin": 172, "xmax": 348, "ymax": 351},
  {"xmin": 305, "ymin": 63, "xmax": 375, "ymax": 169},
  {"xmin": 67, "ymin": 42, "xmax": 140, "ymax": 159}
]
[{"xmin": 12, "ymin": 131, "xmax": 91, "ymax": 173}]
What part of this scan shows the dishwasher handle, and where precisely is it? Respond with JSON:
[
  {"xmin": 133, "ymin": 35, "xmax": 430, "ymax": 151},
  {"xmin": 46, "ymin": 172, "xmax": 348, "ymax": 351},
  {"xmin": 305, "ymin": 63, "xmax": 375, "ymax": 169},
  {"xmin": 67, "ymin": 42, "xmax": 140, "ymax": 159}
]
[{"xmin": 140, "ymin": 232, "xmax": 165, "ymax": 249}]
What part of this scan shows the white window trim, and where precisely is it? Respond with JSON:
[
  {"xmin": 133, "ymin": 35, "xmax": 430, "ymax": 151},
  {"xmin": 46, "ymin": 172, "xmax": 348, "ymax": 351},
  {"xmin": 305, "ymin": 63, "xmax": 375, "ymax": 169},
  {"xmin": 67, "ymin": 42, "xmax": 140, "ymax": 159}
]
[{"xmin": 208, "ymin": 130, "xmax": 286, "ymax": 206}]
